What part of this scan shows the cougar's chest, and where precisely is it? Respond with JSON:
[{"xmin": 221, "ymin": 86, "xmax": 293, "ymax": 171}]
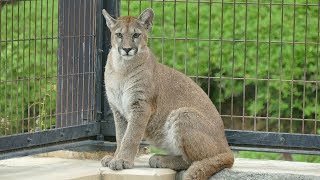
[
  {"xmin": 105, "ymin": 73, "xmax": 125, "ymax": 115},
  {"xmin": 105, "ymin": 72, "xmax": 138, "ymax": 119}
]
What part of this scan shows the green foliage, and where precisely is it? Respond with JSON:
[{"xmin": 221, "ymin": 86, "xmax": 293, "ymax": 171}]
[
  {"xmin": 0, "ymin": 1, "xmax": 58, "ymax": 136},
  {"xmin": 239, "ymin": 151, "xmax": 320, "ymax": 163},
  {"xmin": 122, "ymin": 1, "xmax": 320, "ymax": 133}
]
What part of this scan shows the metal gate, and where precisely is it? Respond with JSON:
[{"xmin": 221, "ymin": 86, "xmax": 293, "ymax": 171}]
[{"xmin": 0, "ymin": 0, "xmax": 118, "ymax": 155}]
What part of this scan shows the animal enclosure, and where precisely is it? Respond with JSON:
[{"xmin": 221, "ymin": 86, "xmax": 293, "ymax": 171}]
[{"xmin": 0, "ymin": 0, "xmax": 319, "ymax": 157}]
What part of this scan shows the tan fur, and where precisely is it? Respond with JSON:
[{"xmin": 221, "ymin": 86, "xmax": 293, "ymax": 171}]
[{"xmin": 101, "ymin": 8, "xmax": 234, "ymax": 180}]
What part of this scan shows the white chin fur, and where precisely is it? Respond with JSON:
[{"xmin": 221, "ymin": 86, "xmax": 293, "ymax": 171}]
[{"xmin": 121, "ymin": 55, "xmax": 134, "ymax": 60}]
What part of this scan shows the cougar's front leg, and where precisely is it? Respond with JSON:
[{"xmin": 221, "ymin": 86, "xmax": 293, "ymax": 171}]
[
  {"xmin": 101, "ymin": 106, "xmax": 127, "ymax": 167},
  {"xmin": 108, "ymin": 102, "xmax": 151, "ymax": 170},
  {"xmin": 113, "ymin": 110, "xmax": 128, "ymax": 155}
]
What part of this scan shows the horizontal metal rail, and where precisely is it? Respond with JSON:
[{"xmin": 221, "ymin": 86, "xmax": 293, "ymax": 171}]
[
  {"xmin": 0, "ymin": 140, "xmax": 106, "ymax": 160},
  {"xmin": 226, "ymin": 130, "xmax": 320, "ymax": 154},
  {"xmin": 0, "ymin": 123, "xmax": 100, "ymax": 152}
]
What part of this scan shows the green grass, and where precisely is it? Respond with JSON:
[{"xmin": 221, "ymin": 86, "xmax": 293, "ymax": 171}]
[
  {"xmin": 238, "ymin": 151, "xmax": 320, "ymax": 163},
  {"xmin": 149, "ymin": 146, "xmax": 320, "ymax": 163},
  {"xmin": 149, "ymin": 146, "xmax": 167, "ymax": 155}
]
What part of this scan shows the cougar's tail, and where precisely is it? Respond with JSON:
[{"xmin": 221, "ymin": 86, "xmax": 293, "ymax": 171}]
[{"xmin": 184, "ymin": 152, "xmax": 234, "ymax": 180}]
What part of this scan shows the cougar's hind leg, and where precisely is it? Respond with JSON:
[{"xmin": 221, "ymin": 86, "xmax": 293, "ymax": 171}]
[
  {"xmin": 148, "ymin": 107, "xmax": 197, "ymax": 171},
  {"xmin": 162, "ymin": 107, "xmax": 233, "ymax": 180}
]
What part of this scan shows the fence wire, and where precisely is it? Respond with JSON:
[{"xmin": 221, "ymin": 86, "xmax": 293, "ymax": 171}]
[
  {"xmin": 123, "ymin": 0, "xmax": 320, "ymax": 135},
  {"xmin": 0, "ymin": 0, "xmax": 97, "ymax": 137}
]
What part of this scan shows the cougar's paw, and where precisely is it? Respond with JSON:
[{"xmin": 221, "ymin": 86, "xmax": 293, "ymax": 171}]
[
  {"xmin": 108, "ymin": 158, "xmax": 134, "ymax": 170},
  {"xmin": 101, "ymin": 155, "xmax": 113, "ymax": 167},
  {"xmin": 184, "ymin": 170, "xmax": 205, "ymax": 180},
  {"xmin": 175, "ymin": 170, "xmax": 186, "ymax": 180},
  {"xmin": 149, "ymin": 155, "xmax": 165, "ymax": 168}
]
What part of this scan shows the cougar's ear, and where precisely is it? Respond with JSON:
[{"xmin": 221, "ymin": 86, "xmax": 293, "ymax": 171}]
[
  {"xmin": 138, "ymin": 8, "xmax": 154, "ymax": 31},
  {"xmin": 102, "ymin": 9, "xmax": 116, "ymax": 29}
]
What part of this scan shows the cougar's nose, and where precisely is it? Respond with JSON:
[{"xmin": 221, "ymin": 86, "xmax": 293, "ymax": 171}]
[{"xmin": 123, "ymin": 48, "xmax": 132, "ymax": 54}]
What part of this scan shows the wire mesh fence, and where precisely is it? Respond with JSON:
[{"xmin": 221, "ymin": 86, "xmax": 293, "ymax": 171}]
[
  {"xmin": 0, "ymin": 0, "xmax": 319, "ymax": 155},
  {"xmin": 123, "ymin": 0, "xmax": 319, "ymax": 135},
  {"xmin": 0, "ymin": 0, "xmax": 58, "ymax": 136},
  {"xmin": 56, "ymin": 0, "xmax": 97, "ymax": 128},
  {"xmin": 0, "ymin": 0, "xmax": 97, "ymax": 137}
]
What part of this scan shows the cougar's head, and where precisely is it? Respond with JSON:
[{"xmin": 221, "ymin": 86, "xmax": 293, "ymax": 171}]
[{"xmin": 102, "ymin": 8, "xmax": 154, "ymax": 60}]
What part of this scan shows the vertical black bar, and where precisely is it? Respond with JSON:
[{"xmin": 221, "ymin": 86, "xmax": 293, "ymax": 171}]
[
  {"xmin": 184, "ymin": 0, "xmax": 188, "ymax": 75},
  {"xmin": 127, "ymin": 0, "xmax": 130, "ymax": 16},
  {"xmin": 76, "ymin": 0, "xmax": 82, "ymax": 125},
  {"xmin": 28, "ymin": 0, "xmax": 31, "ymax": 132},
  {"xmin": 96, "ymin": 0, "xmax": 120, "ymax": 138},
  {"xmin": 96, "ymin": 0, "xmax": 104, "ymax": 138},
  {"xmin": 39, "ymin": 0, "xmax": 43, "ymax": 129},
  {"xmin": 266, "ymin": 0, "xmax": 272, "ymax": 132},
  {"xmin": 5, "ymin": 1, "xmax": 9, "ymax": 135},
  {"xmin": 33, "ymin": 0, "xmax": 37, "ymax": 131},
  {"xmin": 80, "ymin": 0, "xmax": 86, "ymax": 125},
  {"xmin": 57, "ymin": 0, "xmax": 65, "ymax": 128},
  {"xmin": 65, "ymin": 0, "xmax": 70, "ymax": 127},
  {"xmin": 71, "ymin": 0, "xmax": 76, "ymax": 126},
  {"xmin": 231, "ymin": 0, "xmax": 236, "ymax": 129},
  {"xmin": 242, "ymin": 0, "xmax": 248, "ymax": 130},
  {"xmin": 22, "ymin": 0, "xmax": 26, "ymax": 132},
  {"xmin": 219, "ymin": 0, "xmax": 224, "ymax": 116},
  {"xmin": 0, "ymin": 2, "xmax": 2, "ymax": 134},
  {"xmin": 16, "ymin": 0, "xmax": 20, "ymax": 134},
  {"xmin": 161, "ymin": 0, "xmax": 164, "ymax": 64},
  {"xmin": 315, "ymin": 0, "xmax": 320, "ymax": 134},
  {"xmin": 290, "ymin": 0, "xmax": 297, "ymax": 133},
  {"xmin": 254, "ymin": 0, "xmax": 260, "ymax": 131},
  {"xmin": 173, "ymin": 0, "xmax": 177, "ymax": 68},
  {"xmin": 302, "ymin": 0, "xmax": 309, "ymax": 134},
  {"xmin": 0, "ymin": 2, "xmax": 2, "ymax": 135},
  {"xmin": 278, "ymin": 0, "xmax": 284, "ymax": 132},
  {"xmin": 50, "ymin": 0, "xmax": 55, "ymax": 128},
  {"xmin": 196, "ymin": 0, "xmax": 200, "ymax": 83},
  {"xmin": 149, "ymin": 1, "xmax": 153, "ymax": 48},
  {"xmin": 45, "ymin": 0, "xmax": 49, "ymax": 128},
  {"xmin": 10, "ymin": 1, "xmax": 14, "ymax": 134},
  {"xmin": 207, "ymin": 0, "xmax": 212, "ymax": 96}
]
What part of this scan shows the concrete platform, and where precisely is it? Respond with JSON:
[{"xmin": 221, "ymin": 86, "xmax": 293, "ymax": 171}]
[{"xmin": 0, "ymin": 153, "xmax": 319, "ymax": 180}]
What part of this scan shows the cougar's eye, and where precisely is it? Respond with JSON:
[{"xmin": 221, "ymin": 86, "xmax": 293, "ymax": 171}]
[
  {"xmin": 115, "ymin": 33, "xmax": 123, "ymax": 38},
  {"xmin": 133, "ymin": 33, "xmax": 141, "ymax": 38}
]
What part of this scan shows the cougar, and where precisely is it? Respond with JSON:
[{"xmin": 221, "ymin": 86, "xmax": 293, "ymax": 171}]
[{"xmin": 101, "ymin": 8, "xmax": 234, "ymax": 180}]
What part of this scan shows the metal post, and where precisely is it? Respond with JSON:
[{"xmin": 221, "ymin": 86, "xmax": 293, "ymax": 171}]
[{"xmin": 96, "ymin": 0, "xmax": 120, "ymax": 139}]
